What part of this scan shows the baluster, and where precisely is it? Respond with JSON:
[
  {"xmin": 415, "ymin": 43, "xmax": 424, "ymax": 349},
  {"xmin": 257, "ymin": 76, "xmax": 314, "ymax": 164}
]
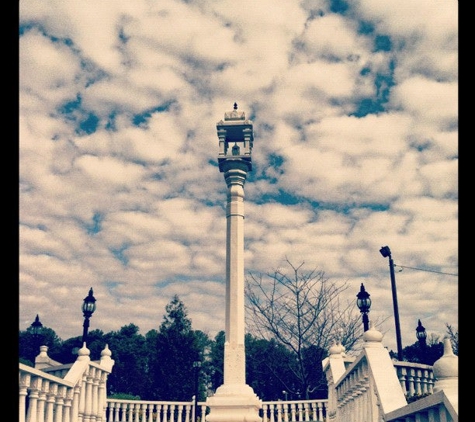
[
  {"xmin": 27, "ymin": 377, "xmax": 42, "ymax": 422},
  {"xmin": 112, "ymin": 402, "xmax": 120, "ymax": 422},
  {"xmin": 304, "ymin": 402, "xmax": 310, "ymax": 421},
  {"xmin": 156, "ymin": 404, "xmax": 163, "ymax": 422},
  {"xmin": 146, "ymin": 403, "xmax": 151, "ymax": 422},
  {"xmin": 268, "ymin": 403, "xmax": 275, "ymax": 422},
  {"xmin": 120, "ymin": 402, "xmax": 128, "ymax": 422},
  {"xmin": 200, "ymin": 404, "xmax": 207, "ymax": 422},
  {"xmin": 127, "ymin": 403, "xmax": 134, "ymax": 421},
  {"xmin": 420, "ymin": 369, "xmax": 428, "ymax": 395},
  {"xmin": 64, "ymin": 388, "xmax": 73, "ymax": 422},
  {"xmin": 290, "ymin": 403, "xmax": 296, "ymax": 422},
  {"xmin": 261, "ymin": 403, "xmax": 268, "ymax": 422},
  {"xmin": 184, "ymin": 403, "xmax": 190, "ymax": 422},
  {"xmin": 84, "ymin": 367, "xmax": 94, "ymax": 422},
  {"xmin": 138, "ymin": 403, "xmax": 145, "ymax": 422},
  {"xmin": 54, "ymin": 386, "xmax": 66, "ymax": 422},
  {"xmin": 428, "ymin": 370, "xmax": 434, "ymax": 394},
  {"xmin": 407, "ymin": 369, "xmax": 415, "ymax": 398},
  {"xmin": 169, "ymin": 404, "xmax": 176, "ymax": 422},
  {"xmin": 106, "ymin": 402, "xmax": 112, "ymax": 422},
  {"xmin": 19, "ymin": 373, "xmax": 31, "ymax": 422},
  {"xmin": 45, "ymin": 383, "xmax": 57, "ymax": 422},
  {"xmin": 298, "ymin": 402, "xmax": 304, "ymax": 421},
  {"xmin": 97, "ymin": 372, "xmax": 108, "ymax": 422},
  {"xmin": 316, "ymin": 402, "xmax": 323, "ymax": 422},
  {"xmin": 273, "ymin": 403, "xmax": 279, "ymax": 422},
  {"xmin": 91, "ymin": 368, "xmax": 100, "ymax": 421},
  {"xmin": 177, "ymin": 404, "xmax": 184, "ymax": 422},
  {"xmin": 397, "ymin": 367, "xmax": 407, "ymax": 396},
  {"xmin": 310, "ymin": 402, "xmax": 317, "ymax": 422},
  {"xmin": 130, "ymin": 402, "xmax": 136, "ymax": 422},
  {"xmin": 134, "ymin": 403, "xmax": 140, "ymax": 422},
  {"xmin": 147, "ymin": 404, "xmax": 154, "ymax": 422},
  {"xmin": 270, "ymin": 403, "xmax": 275, "ymax": 422},
  {"xmin": 37, "ymin": 379, "xmax": 48, "ymax": 422},
  {"xmin": 71, "ymin": 383, "xmax": 82, "ymax": 422},
  {"xmin": 113, "ymin": 402, "xmax": 120, "ymax": 422},
  {"xmin": 78, "ymin": 373, "xmax": 88, "ymax": 422},
  {"xmin": 282, "ymin": 402, "xmax": 288, "ymax": 422},
  {"xmin": 415, "ymin": 369, "xmax": 422, "ymax": 396}
]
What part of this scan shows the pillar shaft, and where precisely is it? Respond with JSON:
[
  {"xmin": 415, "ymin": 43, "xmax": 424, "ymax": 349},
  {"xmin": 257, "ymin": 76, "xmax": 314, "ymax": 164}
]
[{"xmin": 224, "ymin": 170, "xmax": 247, "ymax": 384}]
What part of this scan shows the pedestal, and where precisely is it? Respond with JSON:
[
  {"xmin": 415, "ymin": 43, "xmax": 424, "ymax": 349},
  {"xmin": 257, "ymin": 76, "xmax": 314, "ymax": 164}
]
[{"xmin": 206, "ymin": 383, "xmax": 262, "ymax": 422}]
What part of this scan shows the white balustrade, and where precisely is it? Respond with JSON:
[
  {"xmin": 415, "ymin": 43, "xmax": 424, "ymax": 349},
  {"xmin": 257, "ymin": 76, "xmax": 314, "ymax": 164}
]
[
  {"xmin": 260, "ymin": 400, "xmax": 328, "ymax": 422},
  {"xmin": 20, "ymin": 334, "xmax": 457, "ymax": 422}
]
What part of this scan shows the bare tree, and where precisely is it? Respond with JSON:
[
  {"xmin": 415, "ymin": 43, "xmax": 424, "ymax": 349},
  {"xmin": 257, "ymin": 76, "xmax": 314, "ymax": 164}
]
[
  {"xmin": 245, "ymin": 259, "xmax": 367, "ymax": 398},
  {"xmin": 445, "ymin": 323, "xmax": 458, "ymax": 355}
]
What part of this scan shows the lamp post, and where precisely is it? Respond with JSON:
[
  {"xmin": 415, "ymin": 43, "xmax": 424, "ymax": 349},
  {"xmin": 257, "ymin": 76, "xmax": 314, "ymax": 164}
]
[
  {"xmin": 356, "ymin": 283, "xmax": 371, "ymax": 331},
  {"xmin": 193, "ymin": 361, "xmax": 202, "ymax": 422},
  {"xmin": 416, "ymin": 319, "xmax": 427, "ymax": 347},
  {"xmin": 30, "ymin": 314, "xmax": 43, "ymax": 362},
  {"xmin": 282, "ymin": 390, "xmax": 288, "ymax": 402},
  {"xmin": 379, "ymin": 246, "xmax": 404, "ymax": 361},
  {"xmin": 415, "ymin": 319, "xmax": 427, "ymax": 364},
  {"xmin": 81, "ymin": 288, "xmax": 96, "ymax": 345}
]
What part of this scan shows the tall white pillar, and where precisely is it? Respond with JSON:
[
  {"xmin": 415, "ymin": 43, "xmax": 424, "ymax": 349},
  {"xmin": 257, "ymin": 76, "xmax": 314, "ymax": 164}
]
[{"xmin": 206, "ymin": 104, "xmax": 261, "ymax": 422}]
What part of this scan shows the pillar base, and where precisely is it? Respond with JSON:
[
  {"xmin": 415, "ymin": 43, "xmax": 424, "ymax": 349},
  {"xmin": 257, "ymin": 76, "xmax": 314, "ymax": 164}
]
[{"xmin": 206, "ymin": 383, "xmax": 262, "ymax": 422}]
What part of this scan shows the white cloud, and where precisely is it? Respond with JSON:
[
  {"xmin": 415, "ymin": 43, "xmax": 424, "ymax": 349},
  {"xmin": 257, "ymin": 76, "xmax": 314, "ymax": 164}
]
[{"xmin": 19, "ymin": 0, "xmax": 457, "ymax": 357}]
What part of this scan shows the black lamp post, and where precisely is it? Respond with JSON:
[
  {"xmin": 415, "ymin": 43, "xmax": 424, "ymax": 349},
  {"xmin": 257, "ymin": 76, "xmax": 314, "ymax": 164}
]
[
  {"xmin": 416, "ymin": 319, "xmax": 427, "ymax": 347},
  {"xmin": 30, "ymin": 314, "xmax": 43, "ymax": 361},
  {"xmin": 379, "ymin": 246, "xmax": 404, "ymax": 361},
  {"xmin": 193, "ymin": 361, "xmax": 202, "ymax": 422},
  {"xmin": 81, "ymin": 288, "xmax": 96, "ymax": 345},
  {"xmin": 30, "ymin": 314, "xmax": 43, "ymax": 336},
  {"xmin": 356, "ymin": 283, "xmax": 371, "ymax": 331}
]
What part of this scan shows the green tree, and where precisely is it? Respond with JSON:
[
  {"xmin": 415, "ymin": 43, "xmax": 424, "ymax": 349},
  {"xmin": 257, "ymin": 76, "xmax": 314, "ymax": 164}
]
[
  {"xmin": 192, "ymin": 329, "xmax": 213, "ymax": 402},
  {"xmin": 399, "ymin": 340, "xmax": 443, "ymax": 365},
  {"xmin": 19, "ymin": 321, "xmax": 63, "ymax": 366},
  {"xmin": 104, "ymin": 324, "xmax": 150, "ymax": 398},
  {"xmin": 208, "ymin": 331, "xmax": 318, "ymax": 401},
  {"xmin": 245, "ymin": 334, "xmax": 299, "ymax": 401},
  {"xmin": 50, "ymin": 329, "xmax": 106, "ymax": 363},
  {"xmin": 208, "ymin": 330, "xmax": 225, "ymax": 391},
  {"xmin": 392, "ymin": 325, "xmax": 457, "ymax": 365},
  {"xmin": 148, "ymin": 295, "xmax": 207, "ymax": 401}
]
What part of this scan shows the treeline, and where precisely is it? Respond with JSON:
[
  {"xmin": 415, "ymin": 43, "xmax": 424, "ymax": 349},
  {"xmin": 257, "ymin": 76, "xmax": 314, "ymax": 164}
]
[{"xmin": 19, "ymin": 295, "xmax": 328, "ymax": 401}]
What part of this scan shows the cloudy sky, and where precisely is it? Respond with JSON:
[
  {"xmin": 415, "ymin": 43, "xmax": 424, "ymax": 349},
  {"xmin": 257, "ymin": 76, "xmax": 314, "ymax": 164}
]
[{"xmin": 19, "ymin": 0, "xmax": 458, "ymax": 355}]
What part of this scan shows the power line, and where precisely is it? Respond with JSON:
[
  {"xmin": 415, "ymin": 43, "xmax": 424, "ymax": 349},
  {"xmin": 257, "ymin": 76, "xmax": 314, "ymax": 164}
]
[{"xmin": 394, "ymin": 264, "xmax": 458, "ymax": 277}]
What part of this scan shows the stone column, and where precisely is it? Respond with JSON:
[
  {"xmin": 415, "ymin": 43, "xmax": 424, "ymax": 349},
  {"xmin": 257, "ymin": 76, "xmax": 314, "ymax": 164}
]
[{"xmin": 206, "ymin": 105, "xmax": 261, "ymax": 422}]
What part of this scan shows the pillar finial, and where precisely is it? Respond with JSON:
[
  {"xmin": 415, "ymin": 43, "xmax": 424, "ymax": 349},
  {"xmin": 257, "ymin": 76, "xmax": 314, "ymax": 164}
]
[{"xmin": 233, "ymin": 102, "xmax": 238, "ymax": 110}]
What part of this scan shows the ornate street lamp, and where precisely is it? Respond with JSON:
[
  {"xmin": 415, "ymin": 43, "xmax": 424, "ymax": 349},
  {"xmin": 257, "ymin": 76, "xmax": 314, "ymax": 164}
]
[
  {"xmin": 356, "ymin": 283, "xmax": 371, "ymax": 331},
  {"xmin": 416, "ymin": 319, "xmax": 427, "ymax": 347},
  {"xmin": 30, "ymin": 314, "xmax": 43, "ymax": 336},
  {"xmin": 379, "ymin": 245, "xmax": 404, "ymax": 361},
  {"xmin": 30, "ymin": 314, "xmax": 43, "ymax": 361},
  {"xmin": 82, "ymin": 288, "xmax": 96, "ymax": 345}
]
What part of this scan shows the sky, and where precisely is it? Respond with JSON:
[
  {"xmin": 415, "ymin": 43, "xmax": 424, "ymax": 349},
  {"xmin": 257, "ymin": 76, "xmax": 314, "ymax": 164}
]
[{"xmin": 19, "ymin": 0, "xmax": 458, "ymax": 356}]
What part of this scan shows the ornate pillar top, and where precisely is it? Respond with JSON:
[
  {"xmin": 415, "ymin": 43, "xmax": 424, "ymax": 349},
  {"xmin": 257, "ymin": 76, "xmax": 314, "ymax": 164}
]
[
  {"xmin": 217, "ymin": 102, "xmax": 254, "ymax": 173},
  {"xmin": 223, "ymin": 102, "xmax": 247, "ymax": 121}
]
